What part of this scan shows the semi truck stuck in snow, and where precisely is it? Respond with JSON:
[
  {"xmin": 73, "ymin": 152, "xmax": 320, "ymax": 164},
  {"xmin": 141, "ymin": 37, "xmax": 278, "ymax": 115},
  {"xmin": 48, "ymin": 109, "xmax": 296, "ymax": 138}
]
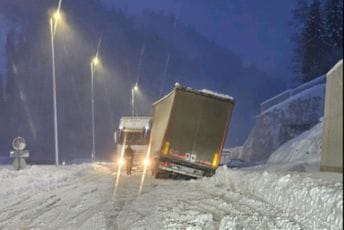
[{"xmin": 150, "ymin": 85, "xmax": 234, "ymax": 178}]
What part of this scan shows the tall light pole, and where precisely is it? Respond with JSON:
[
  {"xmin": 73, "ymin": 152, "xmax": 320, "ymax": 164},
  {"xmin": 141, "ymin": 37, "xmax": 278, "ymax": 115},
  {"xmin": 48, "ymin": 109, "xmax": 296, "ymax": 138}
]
[
  {"xmin": 50, "ymin": 9, "xmax": 61, "ymax": 166},
  {"xmin": 131, "ymin": 84, "xmax": 138, "ymax": 116},
  {"xmin": 90, "ymin": 56, "xmax": 99, "ymax": 162}
]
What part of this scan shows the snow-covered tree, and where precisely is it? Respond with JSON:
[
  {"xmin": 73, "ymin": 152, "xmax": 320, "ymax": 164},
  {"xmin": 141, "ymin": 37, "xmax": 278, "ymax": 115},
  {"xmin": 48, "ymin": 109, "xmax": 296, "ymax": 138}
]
[
  {"xmin": 292, "ymin": 0, "xmax": 343, "ymax": 83},
  {"xmin": 323, "ymin": 0, "xmax": 343, "ymax": 65},
  {"xmin": 300, "ymin": 0, "xmax": 328, "ymax": 82},
  {"xmin": 291, "ymin": 0, "xmax": 310, "ymax": 85}
]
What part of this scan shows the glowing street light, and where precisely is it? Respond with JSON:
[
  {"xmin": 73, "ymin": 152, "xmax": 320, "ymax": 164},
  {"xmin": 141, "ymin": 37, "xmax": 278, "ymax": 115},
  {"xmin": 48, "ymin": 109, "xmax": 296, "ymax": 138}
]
[
  {"xmin": 131, "ymin": 84, "xmax": 139, "ymax": 116},
  {"xmin": 89, "ymin": 37, "xmax": 102, "ymax": 162},
  {"xmin": 53, "ymin": 11, "xmax": 61, "ymax": 21},
  {"xmin": 50, "ymin": 6, "xmax": 63, "ymax": 166},
  {"xmin": 90, "ymin": 55, "xmax": 100, "ymax": 162},
  {"xmin": 92, "ymin": 56, "xmax": 99, "ymax": 66}
]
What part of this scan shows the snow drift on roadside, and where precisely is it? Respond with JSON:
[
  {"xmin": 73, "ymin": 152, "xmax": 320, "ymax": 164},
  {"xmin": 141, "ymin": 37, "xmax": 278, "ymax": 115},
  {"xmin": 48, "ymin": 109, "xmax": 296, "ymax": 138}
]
[
  {"xmin": 0, "ymin": 163, "xmax": 341, "ymax": 229},
  {"xmin": 266, "ymin": 121, "xmax": 323, "ymax": 171},
  {"xmin": 0, "ymin": 164, "xmax": 91, "ymax": 202},
  {"xmin": 118, "ymin": 166, "xmax": 342, "ymax": 229},
  {"xmin": 212, "ymin": 167, "xmax": 342, "ymax": 229}
]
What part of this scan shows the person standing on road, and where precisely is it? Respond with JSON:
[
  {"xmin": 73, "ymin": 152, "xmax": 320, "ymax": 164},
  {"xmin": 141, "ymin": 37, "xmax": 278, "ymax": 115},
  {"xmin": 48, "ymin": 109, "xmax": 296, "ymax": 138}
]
[{"xmin": 125, "ymin": 145, "xmax": 134, "ymax": 175}]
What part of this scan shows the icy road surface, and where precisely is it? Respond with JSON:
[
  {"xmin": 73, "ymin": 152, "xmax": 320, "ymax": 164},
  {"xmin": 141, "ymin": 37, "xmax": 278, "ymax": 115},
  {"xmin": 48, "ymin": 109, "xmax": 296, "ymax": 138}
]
[{"xmin": 0, "ymin": 163, "xmax": 342, "ymax": 229}]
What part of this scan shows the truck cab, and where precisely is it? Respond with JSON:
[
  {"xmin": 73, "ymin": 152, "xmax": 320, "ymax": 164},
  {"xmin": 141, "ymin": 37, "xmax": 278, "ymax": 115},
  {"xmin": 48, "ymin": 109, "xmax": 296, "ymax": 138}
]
[{"xmin": 114, "ymin": 116, "xmax": 152, "ymax": 171}]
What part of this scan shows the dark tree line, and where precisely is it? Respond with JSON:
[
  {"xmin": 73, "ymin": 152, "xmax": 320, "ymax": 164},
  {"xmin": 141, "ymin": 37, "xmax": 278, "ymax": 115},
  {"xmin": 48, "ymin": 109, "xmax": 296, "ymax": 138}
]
[{"xmin": 292, "ymin": 0, "xmax": 343, "ymax": 83}]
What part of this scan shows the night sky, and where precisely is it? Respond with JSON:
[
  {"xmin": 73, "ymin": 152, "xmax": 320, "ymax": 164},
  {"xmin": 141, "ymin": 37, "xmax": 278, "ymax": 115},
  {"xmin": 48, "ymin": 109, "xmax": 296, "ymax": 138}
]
[{"xmin": 101, "ymin": 0, "xmax": 297, "ymax": 84}]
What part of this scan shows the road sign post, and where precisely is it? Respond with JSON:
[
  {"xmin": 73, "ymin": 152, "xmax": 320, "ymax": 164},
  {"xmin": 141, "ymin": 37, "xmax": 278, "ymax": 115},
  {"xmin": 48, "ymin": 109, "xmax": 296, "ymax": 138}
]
[{"xmin": 9, "ymin": 137, "xmax": 30, "ymax": 170}]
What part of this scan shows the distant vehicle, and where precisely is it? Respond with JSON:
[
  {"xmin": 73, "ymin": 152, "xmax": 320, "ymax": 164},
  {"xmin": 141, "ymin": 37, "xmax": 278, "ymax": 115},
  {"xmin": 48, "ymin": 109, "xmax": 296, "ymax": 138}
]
[
  {"xmin": 114, "ymin": 116, "xmax": 152, "ymax": 171},
  {"xmin": 150, "ymin": 85, "xmax": 234, "ymax": 178}
]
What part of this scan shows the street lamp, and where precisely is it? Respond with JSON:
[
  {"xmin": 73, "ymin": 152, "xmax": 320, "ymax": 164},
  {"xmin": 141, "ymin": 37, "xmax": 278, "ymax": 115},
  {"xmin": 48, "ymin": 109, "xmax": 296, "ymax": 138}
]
[
  {"xmin": 131, "ymin": 84, "xmax": 138, "ymax": 116},
  {"xmin": 90, "ymin": 56, "xmax": 99, "ymax": 162},
  {"xmin": 50, "ymin": 9, "xmax": 61, "ymax": 166},
  {"xmin": 53, "ymin": 11, "xmax": 61, "ymax": 20}
]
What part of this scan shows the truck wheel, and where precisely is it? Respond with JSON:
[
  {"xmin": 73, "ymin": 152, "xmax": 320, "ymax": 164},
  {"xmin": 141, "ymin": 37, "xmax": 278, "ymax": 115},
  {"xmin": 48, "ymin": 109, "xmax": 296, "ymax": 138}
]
[
  {"xmin": 154, "ymin": 171, "xmax": 161, "ymax": 179},
  {"xmin": 154, "ymin": 170, "xmax": 168, "ymax": 179}
]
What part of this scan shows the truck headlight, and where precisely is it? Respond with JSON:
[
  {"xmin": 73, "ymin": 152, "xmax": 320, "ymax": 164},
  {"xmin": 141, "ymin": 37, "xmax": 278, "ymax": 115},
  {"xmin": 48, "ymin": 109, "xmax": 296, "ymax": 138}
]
[
  {"xmin": 143, "ymin": 158, "xmax": 150, "ymax": 166},
  {"xmin": 118, "ymin": 158, "xmax": 125, "ymax": 166}
]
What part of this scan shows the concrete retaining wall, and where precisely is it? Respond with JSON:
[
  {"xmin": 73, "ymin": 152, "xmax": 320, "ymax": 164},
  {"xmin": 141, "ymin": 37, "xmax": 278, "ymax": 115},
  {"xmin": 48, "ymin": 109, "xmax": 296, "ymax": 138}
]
[{"xmin": 321, "ymin": 60, "xmax": 343, "ymax": 172}]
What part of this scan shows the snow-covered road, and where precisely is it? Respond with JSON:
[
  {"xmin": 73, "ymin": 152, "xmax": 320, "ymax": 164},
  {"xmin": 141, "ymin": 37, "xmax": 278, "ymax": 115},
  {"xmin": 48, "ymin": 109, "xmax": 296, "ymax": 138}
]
[
  {"xmin": 0, "ymin": 163, "xmax": 342, "ymax": 229},
  {"xmin": 0, "ymin": 164, "xmax": 115, "ymax": 229},
  {"xmin": 0, "ymin": 164, "xmax": 175, "ymax": 229}
]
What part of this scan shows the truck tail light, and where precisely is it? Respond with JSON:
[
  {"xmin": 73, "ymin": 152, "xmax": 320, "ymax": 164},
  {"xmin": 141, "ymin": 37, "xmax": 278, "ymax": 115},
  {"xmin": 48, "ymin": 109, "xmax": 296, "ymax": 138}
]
[
  {"xmin": 212, "ymin": 153, "xmax": 219, "ymax": 168},
  {"xmin": 161, "ymin": 161, "xmax": 170, "ymax": 167},
  {"xmin": 162, "ymin": 141, "xmax": 170, "ymax": 155}
]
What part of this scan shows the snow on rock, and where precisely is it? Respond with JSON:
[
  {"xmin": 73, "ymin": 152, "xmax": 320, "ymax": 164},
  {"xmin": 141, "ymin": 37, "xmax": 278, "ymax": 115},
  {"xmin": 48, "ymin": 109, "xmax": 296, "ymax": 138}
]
[{"xmin": 241, "ymin": 82, "xmax": 325, "ymax": 163}]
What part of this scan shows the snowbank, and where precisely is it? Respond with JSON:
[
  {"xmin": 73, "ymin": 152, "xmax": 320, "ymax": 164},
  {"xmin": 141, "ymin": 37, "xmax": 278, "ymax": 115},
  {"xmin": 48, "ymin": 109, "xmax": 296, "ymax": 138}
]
[
  {"xmin": 268, "ymin": 121, "xmax": 322, "ymax": 167},
  {"xmin": 117, "ymin": 165, "xmax": 342, "ymax": 229},
  {"xmin": 211, "ymin": 167, "xmax": 342, "ymax": 229},
  {"xmin": 0, "ymin": 164, "xmax": 92, "ymax": 203}
]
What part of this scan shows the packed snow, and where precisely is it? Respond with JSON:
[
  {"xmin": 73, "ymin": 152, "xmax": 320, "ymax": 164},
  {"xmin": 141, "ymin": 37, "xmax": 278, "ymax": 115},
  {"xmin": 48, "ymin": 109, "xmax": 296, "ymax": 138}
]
[
  {"xmin": 268, "ymin": 121, "xmax": 323, "ymax": 170},
  {"xmin": 0, "ymin": 161, "xmax": 342, "ymax": 229},
  {"xmin": 201, "ymin": 89, "xmax": 234, "ymax": 101}
]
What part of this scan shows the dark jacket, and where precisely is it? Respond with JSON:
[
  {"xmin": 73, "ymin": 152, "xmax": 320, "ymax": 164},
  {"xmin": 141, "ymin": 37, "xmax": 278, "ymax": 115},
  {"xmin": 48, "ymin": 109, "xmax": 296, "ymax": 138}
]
[{"xmin": 125, "ymin": 146, "xmax": 134, "ymax": 158}]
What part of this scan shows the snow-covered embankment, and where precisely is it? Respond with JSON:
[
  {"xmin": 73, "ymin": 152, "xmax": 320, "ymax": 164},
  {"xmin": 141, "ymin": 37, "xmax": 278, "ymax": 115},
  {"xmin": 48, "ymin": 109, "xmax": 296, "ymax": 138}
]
[{"xmin": 212, "ymin": 167, "xmax": 342, "ymax": 229}]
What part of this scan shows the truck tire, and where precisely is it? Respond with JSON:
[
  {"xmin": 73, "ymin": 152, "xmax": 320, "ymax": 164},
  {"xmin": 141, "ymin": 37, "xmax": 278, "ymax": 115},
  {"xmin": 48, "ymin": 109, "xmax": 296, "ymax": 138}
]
[
  {"xmin": 154, "ymin": 172, "xmax": 160, "ymax": 179},
  {"xmin": 154, "ymin": 170, "xmax": 170, "ymax": 179}
]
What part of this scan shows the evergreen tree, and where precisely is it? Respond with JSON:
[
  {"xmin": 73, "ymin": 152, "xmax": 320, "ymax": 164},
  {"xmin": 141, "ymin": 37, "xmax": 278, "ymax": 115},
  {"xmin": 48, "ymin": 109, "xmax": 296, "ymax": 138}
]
[
  {"xmin": 324, "ymin": 0, "xmax": 343, "ymax": 65},
  {"xmin": 291, "ymin": 0, "xmax": 309, "ymax": 84},
  {"xmin": 301, "ymin": 0, "xmax": 329, "ymax": 82},
  {"xmin": 292, "ymin": 0, "xmax": 343, "ymax": 83},
  {"xmin": 294, "ymin": 0, "xmax": 329, "ymax": 83}
]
